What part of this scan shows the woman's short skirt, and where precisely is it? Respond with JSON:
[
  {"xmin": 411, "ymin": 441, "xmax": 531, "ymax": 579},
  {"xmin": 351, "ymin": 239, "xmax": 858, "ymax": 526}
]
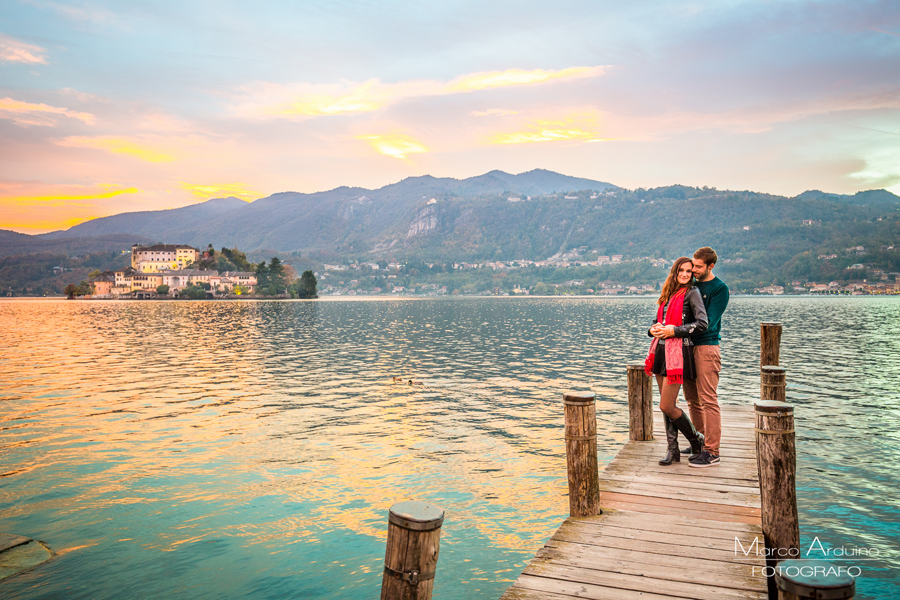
[{"xmin": 651, "ymin": 342, "xmax": 698, "ymax": 381}]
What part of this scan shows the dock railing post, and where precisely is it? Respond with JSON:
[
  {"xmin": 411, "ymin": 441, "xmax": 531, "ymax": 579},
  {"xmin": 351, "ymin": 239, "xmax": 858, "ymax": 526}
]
[
  {"xmin": 761, "ymin": 365, "xmax": 787, "ymax": 402},
  {"xmin": 563, "ymin": 391, "xmax": 601, "ymax": 517},
  {"xmin": 761, "ymin": 322, "xmax": 783, "ymax": 368},
  {"xmin": 381, "ymin": 500, "xmax": 444, "ymax": 600},
  {"xmin": 774, "ymin": 559, "xmax": 855, "ymax": 600},
  {"xmin": 755, "ymin": 400, "xmax": 800, "ymax": 600},
  {"xmin": 627, "ymin": 363, "xmax": 654, "ymax": 441}
]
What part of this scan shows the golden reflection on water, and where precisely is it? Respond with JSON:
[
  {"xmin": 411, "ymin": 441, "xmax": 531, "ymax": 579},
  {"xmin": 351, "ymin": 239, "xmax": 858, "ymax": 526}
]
[{"xmin": 1, "ymin": 297, "xmax": 898, "ymax": 599}]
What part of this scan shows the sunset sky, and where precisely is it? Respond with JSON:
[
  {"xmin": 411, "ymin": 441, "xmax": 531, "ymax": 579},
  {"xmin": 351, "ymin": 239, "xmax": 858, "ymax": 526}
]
[{"xmin": 2, "ymin": 0, "xmax": 898, "ymax": 234}]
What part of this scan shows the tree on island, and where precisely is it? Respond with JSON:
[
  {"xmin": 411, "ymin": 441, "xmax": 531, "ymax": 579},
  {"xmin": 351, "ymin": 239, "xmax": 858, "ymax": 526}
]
[
  {"xmin": 268, "ymin": 257, "xmax": 287, "ymax": 294},
  {"xmin": 182, "ymin": 284, "xmax": 207, "ymax": 299},
  {"xmin": 289, "ymin": 270, "xmax": 318, "ymax": 299},
  {"xmin": 64, "ymin": 280, "xmax": 94, "ymax": 298},
  {"xmin": 255, "ymin": 261, "xmax": 269, "ymax": 290},
  {"xmin": 157, "ymin": 284, "xmax": 170, "ymax": 295}
]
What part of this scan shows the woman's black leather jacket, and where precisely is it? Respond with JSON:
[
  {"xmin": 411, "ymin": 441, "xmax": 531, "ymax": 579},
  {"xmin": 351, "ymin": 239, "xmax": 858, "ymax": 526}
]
[{"xmin": 648, "ymin": 287, "xmax": 709, "ymax": 344}]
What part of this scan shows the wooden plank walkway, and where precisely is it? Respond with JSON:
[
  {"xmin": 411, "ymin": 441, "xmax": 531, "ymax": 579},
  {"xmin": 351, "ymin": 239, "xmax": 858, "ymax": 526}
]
[{"xmin": 501, "ymin": 404, "xmax": 768, "ymax": 600}]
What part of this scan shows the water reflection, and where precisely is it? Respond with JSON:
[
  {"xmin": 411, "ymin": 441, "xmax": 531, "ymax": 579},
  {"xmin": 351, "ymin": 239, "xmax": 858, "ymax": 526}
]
[{"xmin": 0, "ymin": 297, "xmax": 897, "ymax": 599}]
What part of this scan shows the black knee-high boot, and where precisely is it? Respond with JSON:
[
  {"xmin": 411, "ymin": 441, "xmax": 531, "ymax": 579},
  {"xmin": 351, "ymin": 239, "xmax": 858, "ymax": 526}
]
[
  {"xmin": 672, "ymin": 410, "xmax": 703, "ymax": 455},
  {"xmin": 681, "ymin": 430, "xmax": 705, "ymax": 460},
  {"xmin": 659, "ymin": 414, "xmax": 680, "ymax": 465}
]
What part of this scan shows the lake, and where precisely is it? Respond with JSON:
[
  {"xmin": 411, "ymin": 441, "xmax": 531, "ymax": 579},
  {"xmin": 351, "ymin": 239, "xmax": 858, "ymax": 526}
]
[{"xmin": 1, "ymin": 296, "xmax": 897, "ymax": 599}]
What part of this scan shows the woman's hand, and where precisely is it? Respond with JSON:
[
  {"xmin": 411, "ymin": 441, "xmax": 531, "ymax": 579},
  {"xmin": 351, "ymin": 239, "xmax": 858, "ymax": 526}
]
[{"xmin": 650, "ymin": 323, "xmax": 675, "ymax": 339}]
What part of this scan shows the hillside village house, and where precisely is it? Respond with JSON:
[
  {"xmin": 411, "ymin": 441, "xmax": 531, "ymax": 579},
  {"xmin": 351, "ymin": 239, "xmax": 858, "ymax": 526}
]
[{"xmin": 131, "ymin": 244, "xmax": 200, "ymax": 273}]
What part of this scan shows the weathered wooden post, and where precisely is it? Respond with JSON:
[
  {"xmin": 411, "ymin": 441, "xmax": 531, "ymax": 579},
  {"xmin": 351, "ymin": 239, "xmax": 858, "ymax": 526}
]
[
  {"xmin": 381, "ymin": 500, "xmax": 444, "ymax": 600},
  {"xmin": 564, "ymin": 391, "xmax": 601, "ymax": 517},
  {"xmin": 761, "ymin": 322, "xmax": 783, "ymax": 368},
  {"xmin": 775, "ymin": 559, "xmax": 855, "ymax": 600},
  {"xmin": 761, "ymin": 365, "xmax": 787, "ymax": 402},
  {"xmin": 755, "ymin": 400, "xmax": 799, "ymax": 599},
  {"xmin": 627, "ymin": 363, "xmax": 654, "ymax": 441}
]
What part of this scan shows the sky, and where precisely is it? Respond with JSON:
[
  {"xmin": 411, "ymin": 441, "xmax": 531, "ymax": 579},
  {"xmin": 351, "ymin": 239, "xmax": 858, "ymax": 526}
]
[{"xmin": 1, "ymin": 0, "xmax": 899, "ymax": 234}]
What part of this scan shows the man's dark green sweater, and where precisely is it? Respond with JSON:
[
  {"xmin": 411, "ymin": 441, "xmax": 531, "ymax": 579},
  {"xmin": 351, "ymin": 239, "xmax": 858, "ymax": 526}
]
[{"xmin": 693, "ymin": 276, "xmax": 729, "ymax": 345}]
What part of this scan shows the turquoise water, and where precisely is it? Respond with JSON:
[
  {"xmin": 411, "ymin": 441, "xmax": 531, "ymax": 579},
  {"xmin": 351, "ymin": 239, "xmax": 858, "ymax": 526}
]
[{"xmin": 0, "ymin": 297, "xmax": 897, "ymax": 599}]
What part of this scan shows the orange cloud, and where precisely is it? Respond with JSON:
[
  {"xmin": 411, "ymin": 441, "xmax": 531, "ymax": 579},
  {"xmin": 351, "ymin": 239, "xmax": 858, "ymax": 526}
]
[
  {"xmin": 0, "ymin": 216, "xmax": 96, "ymax": 231},
  {"xmin": 358, "ymin": 134, "xmax": 428, "ymax": 159},
  {"xmin": 180, "ymin": 183, "xmax": 258, "ymax": 200},
  {"xmin": 4, "ymin": 186, "xmax": 139, "ymax": 207},
  {"xmin": 58, "ymin": 137, "xmax": 175, "ymax": 162},
  {"xmin": 0, "ymin": 34, "xmax": 48, "ymax": 64},
  {"xmin": 0, "ymin": 97, "xmax": 95, "ymax": 127}
]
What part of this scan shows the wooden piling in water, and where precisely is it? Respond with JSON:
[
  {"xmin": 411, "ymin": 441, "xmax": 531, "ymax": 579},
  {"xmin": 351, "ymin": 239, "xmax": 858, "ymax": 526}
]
[
  {"xmin": 775, "ymin": 559, "xmax": 855, "ymax": 600},
  {"xmin": 626, "ymin": 363, "xmax": 654, "ymax": 441},
  {"xmin": 563, "ymin": 391, "xmax": 601, "ymax": 517},
  {"xmin": 755, "ymin": 400, "xmax": 799, "ymax": 600},
  {"xmin": 761, "ymin": 365, "xmax": 787, "ymax": 402},
  {"xmin": 381, "ymin": 500, "xmax": 444, "ymax": 600},
  {"xmin": 761, "ymin": 322, "xmax": 783, "ymax": 368}
]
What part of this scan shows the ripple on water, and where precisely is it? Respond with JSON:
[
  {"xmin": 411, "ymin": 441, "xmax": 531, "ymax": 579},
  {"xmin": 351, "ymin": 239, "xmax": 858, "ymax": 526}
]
[{"xmin": 0, "ymin": 296, "xmax": 897, "ymax": 600}]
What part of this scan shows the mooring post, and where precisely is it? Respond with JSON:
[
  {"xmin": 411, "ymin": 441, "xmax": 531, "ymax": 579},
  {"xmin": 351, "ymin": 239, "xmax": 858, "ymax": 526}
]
[
  {"xmin": 761, "ymin": 322, "xmax": 783, "ymax": 368},
  {"xmin": 774, "ymin": 559, "xmax": 855, "ymax": 600},
  {"xmin": 627, "ymin": 363, "xmax": 654, "ymax": 441},
  {"xmin": 755, "ymin": 400, "xmax": 799, "ymax": 600},
  {"xmin": 563, "ymin": 391, "xmax": 601, "ymax": 517},
  {"xmin": 381, "ymin": 500, "xmax": 444, "ymax": 600},
  {"xmin": 761, "ymin": 365, "xmax": 787, "ymax": 402}
]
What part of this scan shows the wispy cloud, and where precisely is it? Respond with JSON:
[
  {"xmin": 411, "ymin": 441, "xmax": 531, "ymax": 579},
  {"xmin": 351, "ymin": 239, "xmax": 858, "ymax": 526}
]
[
  {"xmin": 358, "ymin": 134, "xmax": 428, "ymax": 159},
  {"xmin": 237, "ymin": 66, "xmax": 607, "ymax": 119},
  {"xmin": 471, "ymin": 109, "xmax": 520, "ymax": 117},
  {"xmin": 180, "ymin": 182, "xmax": 258, "ymax": 200},
  {"xmin": 0, "ymin": 33, "xmax": 48, "ymax": 64},
  {"xmin": 444, "ymin": 66, "xmax": 606, "ymax": 93},
  {"xmin": 871, "ymin": 28, "xmax": 900, "ymax": 38},
  {"xmin": 0, "ymin": 97, "xmax": 95, "ymax": 126},
  {"xmin": 490, "ymin": 114, "xmax": 606, "ymax": 145},
  {"xmin": 57, "ymin": 137, "xmax": 175, "ymax": 162}
]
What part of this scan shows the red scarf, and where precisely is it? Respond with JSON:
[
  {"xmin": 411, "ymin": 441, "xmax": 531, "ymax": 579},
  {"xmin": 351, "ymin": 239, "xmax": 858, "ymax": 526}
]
[{"xmin": 644, "ymin": 288, "xmax": 686, "ymax": 384}]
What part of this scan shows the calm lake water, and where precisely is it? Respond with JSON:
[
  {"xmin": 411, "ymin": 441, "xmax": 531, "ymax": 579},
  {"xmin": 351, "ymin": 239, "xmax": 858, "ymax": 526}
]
[{"xmin": 1, "ymin": 297, "xmax": 897, "ymax": 599}]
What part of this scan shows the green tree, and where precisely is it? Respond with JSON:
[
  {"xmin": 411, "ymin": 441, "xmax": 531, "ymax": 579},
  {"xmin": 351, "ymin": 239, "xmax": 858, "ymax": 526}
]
[
  {"xmin": 182, "ymin": 285, "xmax": 207, "ymax": 299},
  {"xmin": 268, "ymin": 257, "xmax": 286, "ymax": 292},
  {"xmin": 88, "ymin": 269, "xmax": 101, "ymax": 279},
  {"xmin": 157, "ymin": 284, "xmax": 170, "ymax": 295},
  {"xmin": 64, "ymin": 283, "xmax": 79, "ymax": 298},
  {"xmin": 255, "ymin": 261, "xmax": 270, "ymax": 292},
  {"xmin": 291, "ymin": 270, "xmax": 318, "ymax": 298},
  {"xmin": 221, "ymin": 247, "xmax": 251, "ymax": 271},
  {"xmin": 533, "ymin": 282, "xmax": 548, "ymax": 295}
]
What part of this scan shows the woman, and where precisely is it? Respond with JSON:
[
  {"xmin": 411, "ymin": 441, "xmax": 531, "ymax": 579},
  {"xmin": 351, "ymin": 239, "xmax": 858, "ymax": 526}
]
[{"xmin": 645, "ymin": 257, "xmax": 708, "ymax": 465}]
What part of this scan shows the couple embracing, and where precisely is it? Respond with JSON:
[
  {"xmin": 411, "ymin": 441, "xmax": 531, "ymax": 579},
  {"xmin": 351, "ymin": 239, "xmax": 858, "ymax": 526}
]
[{"xmin": 645, "ymin": 246, "xmax": 729, "ymax": 468}]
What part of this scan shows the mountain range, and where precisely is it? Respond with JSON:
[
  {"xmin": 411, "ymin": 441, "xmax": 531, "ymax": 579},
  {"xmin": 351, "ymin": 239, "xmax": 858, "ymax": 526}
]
[
  {"xmin": 29, "ymin": 169, "xmax": 614, "ymax": 254},
  {"xmin": 2, "ymin": 170, "xmax": 899, "ymax": 271}
]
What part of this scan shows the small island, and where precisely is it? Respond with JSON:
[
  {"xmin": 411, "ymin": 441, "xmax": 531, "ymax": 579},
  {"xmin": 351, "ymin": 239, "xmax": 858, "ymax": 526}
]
[{"xmin": 66, "ymin": 244, "xmax": 317, "ymax": 300}]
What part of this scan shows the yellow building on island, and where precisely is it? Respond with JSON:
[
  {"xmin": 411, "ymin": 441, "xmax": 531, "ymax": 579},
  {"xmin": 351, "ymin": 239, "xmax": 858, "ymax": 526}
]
[{"xmin": 131, "ymin": 244, "xmax": 200, "ymax": 273}]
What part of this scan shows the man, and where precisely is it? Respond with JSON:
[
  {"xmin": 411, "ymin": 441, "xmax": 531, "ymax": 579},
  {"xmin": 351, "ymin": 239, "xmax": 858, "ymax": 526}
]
[{"xmin": 683, "ymin": 246, "xmax": 729, "ymax": 468}]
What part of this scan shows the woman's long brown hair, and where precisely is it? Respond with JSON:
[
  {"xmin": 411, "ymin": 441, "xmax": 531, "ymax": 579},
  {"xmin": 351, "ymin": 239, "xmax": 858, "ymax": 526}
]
[{"xmin": 657, "ymin": 256, "xmax": 694, "ymax": 306}]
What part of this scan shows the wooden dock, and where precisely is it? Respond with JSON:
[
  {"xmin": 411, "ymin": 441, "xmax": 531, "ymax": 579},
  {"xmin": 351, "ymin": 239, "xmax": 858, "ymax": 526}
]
[{"xmin": 501, "ymin": 404, "xmax": 768, "ymax": 600}]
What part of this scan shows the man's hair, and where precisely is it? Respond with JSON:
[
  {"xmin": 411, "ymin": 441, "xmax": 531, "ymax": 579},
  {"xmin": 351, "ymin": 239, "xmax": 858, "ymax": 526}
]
[{"xmin": 693, "ymin": 246, "xmax": 718, "ymax": 266}]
